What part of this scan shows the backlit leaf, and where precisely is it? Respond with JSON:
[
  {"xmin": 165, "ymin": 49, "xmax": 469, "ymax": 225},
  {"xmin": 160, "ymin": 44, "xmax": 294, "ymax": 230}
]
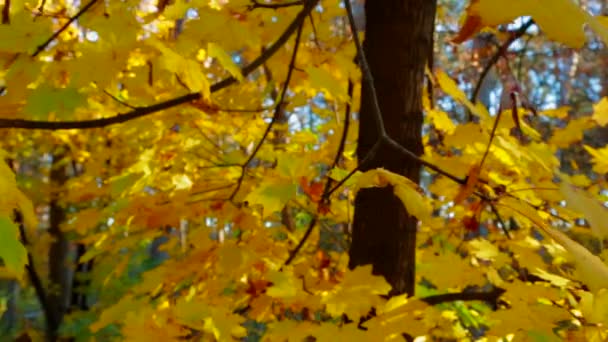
[{"xmin": 0, "ymin": 217, "xmax": 27, "ymax": 279}]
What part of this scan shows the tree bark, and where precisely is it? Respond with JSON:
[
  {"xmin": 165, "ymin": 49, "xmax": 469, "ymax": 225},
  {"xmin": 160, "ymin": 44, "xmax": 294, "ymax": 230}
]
[
  {"xmin": 349, "ymin": 0, "xmax": 436, "ymax": 296},
  {"xmin": 47, "ymin": 150, "xmax": 72, "ymax": 341}
]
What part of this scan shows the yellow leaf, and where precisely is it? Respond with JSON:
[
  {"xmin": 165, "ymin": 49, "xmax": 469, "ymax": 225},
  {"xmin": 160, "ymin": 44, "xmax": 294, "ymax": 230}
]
[
  {"xmin": 266, "ymin": 321, "xmax": 316, "ymax": 342},
  {"xmin": 172, "ymin": 174, "xmax": 193, "ymax": 190},
  {"xmin": 69, "ymin": 208, "xmax": 103, "ymax": 235},
  {"xmin": 531, "ymin": 268, "xmax": 571, "ymax": 288},
  {"xmin": 322, "ymin": 265, "xmax": 390, "ymax": 317},
  {"xmin": 90, "ymin": 295, "xmax": 140, "ymax": 332},
  {"xmin": 217, "ymin": 242, "xmax": 244, "ymax": 275},
  {"xmin": 584, "ymin": 145, "xmax": 608, "ymax": 175},
  {"xmin": 453, "ymin": 0, "xmax": 601, "ymax": 48},
  {"xmin": 0, "ymin": 157, "xmax": 36, "ymax": 229},
  {"xmin": 174, "ymin": 297, "xmax": 211, "ymax": 330},
  {"xmin": 468, "ymin": 238, "xmax": 499, "ymax": 261},
  {"xmin": 148, "ymin": 38, "xmax": 210, "ymax": 98},
  {"xmin": 541, "ymin": 106, "xmax": 570, "ymax": 120},
  {"xmin": 0, "ymin": 217, "xmax": 27, "ymax": 279},
  {"xmin": 436, "ymin": 70, "xmax": 490, "ymax": 120},
  {"xmin": 549, "ymin": 117, "xmax": 593, "ymax": 148},
  {"xmin": 266, "ymin": 270, "xmax": 298, "ymax": 298},
  {"xmin": 306, "ymin": 66, "xmax": 347, "ymax": 100},
  {"xmin": 310, "ymin": 322, "xmax": 368, "ymax": 341},
  {"xmin": 579, "ymin": 289, "xmax": 608, "ymax": 325},
  {"xmin": 428, "ymin": 109, "xmax": 456, "ymax": 134},
  {"xmin": 245, "ymin": 179, "xmax": 297, "ymax": 218},
  {"xmin": 204, "ymin": 308, "xmax": 247, "ymax": 340},
  {"xmin": 207, "ymin": 42, "xmax": 244, "ymax": 82},
  {"xmin": 487, "ymin": 280, "xmax": 569, "ymax": 338},
  {"xmin": 418, "ymin": 250, "xmax": 486, "ymax": 289},
  {"xmin": 560, "ymin": 181, "xmax": 608, "ymax": 239},
  {"xmin": 355, "ymin": 168, "xmax": 432, "ymax": 223},
  {"xmin": 592, "ymin": 97, "xmax": 608, "ymax": 126},
  {"xmin": 499, "ymin": 197, "xmax": 608, "ymax": 292}
]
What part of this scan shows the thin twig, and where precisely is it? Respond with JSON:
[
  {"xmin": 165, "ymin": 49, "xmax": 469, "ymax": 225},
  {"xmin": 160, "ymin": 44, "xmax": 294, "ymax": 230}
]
[
  {"xmin": 344, "ymin": 0, "xmax": 384, "ymax": 137},
  {"xmin": 308, "ymin": 13, "xmax": 322, "ymax": 49},
  {"xmin": 0, "ymin": 0, "xmax": 319, "ymax": 130},
  {"xmin": 229, "ymin": 20, "xmax": 305, "ymax": 201},
  {"xmin": 284, "ymin": 216, "xmax": 318, "ymax": 265},
  {"xmin": 489, "ymin": 203, "xmax": 511, "ymax": 238},
  {"xmin": 478, "ymin": 104, "xmax": 504, "ymax": 171},
  {"xmin": 470, "ymin": 19, "xmax": 534, "ymax": 107},
  {"xmin": 284, "ymin": 80, "xmax": 354, "ymax": 266},
  {"xmin": 32, "ymin": 0, "xmax": 100, "ymax": 57},
  {"xmin": 102, "ymin": 90, "xmax": 139, "ymax": 109},
  {"xmin": 326, "ymin": 140, "xmax": 382, "ymax": 198}
]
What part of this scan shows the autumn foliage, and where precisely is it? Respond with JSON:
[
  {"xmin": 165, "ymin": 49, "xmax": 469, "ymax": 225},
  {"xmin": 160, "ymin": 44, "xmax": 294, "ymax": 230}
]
[{"xmin": 2, "ymin": 0, "xmax": 608, "ymax": 341}]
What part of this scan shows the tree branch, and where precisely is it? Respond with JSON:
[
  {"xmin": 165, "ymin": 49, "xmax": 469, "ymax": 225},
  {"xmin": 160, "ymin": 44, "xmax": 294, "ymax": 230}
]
[
  {"xmin": 249, "ymin": 0, "xmax": 304, "ymax": 10},
  {"xmin": 0, "ymin": 0, "xmax": 319, "ymax": 130},
  {"xmin": 228, "ymin": 19, "xmax": 305, "ymax": 201},
  {"xmin": 284, "ymin": 0, "xmax": 468, "ymax": 265},
  {"xmin": 14, "ymin": 211, "xmax": 54, "ymax": 340},
  {"xmin": 470, "ymin": 19, "xmax": 534, "ymax": 106},
  {"xmin": 284, "ymin": 80, "xmax": 354, "ymax": 266},
  {"xmin": 32, "ymin": 0, "xmax": 100, "ymax": 57},
  {"xmin": 421, "ymin": 287, "xmax": 505, "ymax": 306}
]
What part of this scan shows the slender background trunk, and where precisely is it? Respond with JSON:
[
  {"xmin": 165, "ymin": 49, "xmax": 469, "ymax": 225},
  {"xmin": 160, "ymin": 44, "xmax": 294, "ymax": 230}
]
[
  {"xmin": 47, "ymin": 150, "xmax": 72, "ymax": 340},
  {"xmin": 349, "ymin": 0, "xmax": 437, "ymax": 296}
]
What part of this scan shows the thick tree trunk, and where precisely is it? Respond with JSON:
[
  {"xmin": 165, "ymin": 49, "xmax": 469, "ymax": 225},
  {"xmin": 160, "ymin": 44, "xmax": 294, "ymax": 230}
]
[{"xmin": 349, "ymin": 0, "xmax": 436, "ymax": 296}]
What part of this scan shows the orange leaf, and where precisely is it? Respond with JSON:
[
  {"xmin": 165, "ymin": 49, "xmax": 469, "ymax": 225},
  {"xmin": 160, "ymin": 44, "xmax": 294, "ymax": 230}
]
[{"xmin": 454, "ymin": 164, "xmax": 480, "ymax": 204}]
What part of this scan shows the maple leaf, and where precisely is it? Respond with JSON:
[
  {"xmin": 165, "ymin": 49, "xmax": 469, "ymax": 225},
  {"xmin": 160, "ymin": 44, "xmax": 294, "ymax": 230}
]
[
  {"xmin": 321, "ymin": 265, "xmax": 390, "ymax": 317},
  {"xmin": 0, "ymin": 217, "xmax": 28, "ymax": 279},
  {"xmin": 355, "ymin": 168, "xmax": 433, "ymax": 224},
  {"xmin": 245, "ymin": 179, "xmax": 297, "ymax": 218},
  {"xmin": 560, "ymin": 181, "xmax": 608, "ymax": 240},
  {"xmin": 453, "ymin": 0, "xmax": 608, "ymax": 48}
]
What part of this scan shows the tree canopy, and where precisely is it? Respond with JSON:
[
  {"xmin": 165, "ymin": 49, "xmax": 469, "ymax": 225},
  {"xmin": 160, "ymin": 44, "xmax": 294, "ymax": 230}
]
[{"xmin": 2, "ymin": 0, "xmax": 608, "ymax": 341}]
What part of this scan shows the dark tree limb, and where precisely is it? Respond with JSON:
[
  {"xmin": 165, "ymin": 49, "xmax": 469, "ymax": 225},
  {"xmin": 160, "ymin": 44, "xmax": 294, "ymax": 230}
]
[
  {"xmin": 249, "ymin": 0, "xmax": 304, "ymax": 10},
  {"xmin": 2, "ymin": 0, "xmax": 10, "ymax": 24},
  {"xmin": 421, "ymin": 287, "xmax": 506, "ymax": 306},
  {"xmin": 0, "ymin": 0, "xmax": 319, "ymax": 130},
  {"xmin": 14, "ymin": 211, "xmax": 53, "ymax": 341}
]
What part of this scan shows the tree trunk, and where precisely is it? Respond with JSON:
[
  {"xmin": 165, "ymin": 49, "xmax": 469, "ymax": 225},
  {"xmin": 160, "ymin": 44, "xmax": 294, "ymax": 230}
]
[
  {"xmin": 349, "ymin": 0, "xmax": 436, "ymax": 296},
  {"xmin": 47, "ymin": 150, "xmax": 72, "ymax": 341}
]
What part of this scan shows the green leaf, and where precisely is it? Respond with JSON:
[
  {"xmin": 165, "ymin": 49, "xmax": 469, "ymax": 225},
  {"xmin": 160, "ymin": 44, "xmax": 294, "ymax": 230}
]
[
  {"xmin": 24, "ymin": 85, "xmax": 87, "ymax": 120},
  {"xmin": 0, "ymin": 216, "xmax": 28, "ymax": 279}
]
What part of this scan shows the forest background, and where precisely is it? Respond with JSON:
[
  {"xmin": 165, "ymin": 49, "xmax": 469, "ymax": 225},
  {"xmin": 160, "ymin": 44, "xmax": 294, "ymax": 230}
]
[{"xmin": 2, "ymin": 0, "xmax": 608, "ymax": 341}]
